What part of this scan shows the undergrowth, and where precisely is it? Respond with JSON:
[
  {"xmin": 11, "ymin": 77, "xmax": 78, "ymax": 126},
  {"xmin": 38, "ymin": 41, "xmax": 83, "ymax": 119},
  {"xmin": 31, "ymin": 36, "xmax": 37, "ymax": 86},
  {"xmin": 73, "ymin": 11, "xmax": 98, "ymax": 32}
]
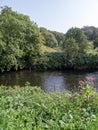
[{"xmin": 0, "ymin": 76, "xmax": 98, "ymax": 129}]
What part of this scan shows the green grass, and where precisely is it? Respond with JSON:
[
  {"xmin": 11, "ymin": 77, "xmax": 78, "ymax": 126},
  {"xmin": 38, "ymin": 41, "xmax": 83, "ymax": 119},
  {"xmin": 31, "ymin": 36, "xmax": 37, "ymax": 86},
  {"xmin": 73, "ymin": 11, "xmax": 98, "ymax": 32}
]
[
  {"xmin": 0, "ymin": 84, "xmax": 98, "ymax": 130},
  {"xmin": 41, "ymin": 45, "xmax": 62, "ymax": 53}
]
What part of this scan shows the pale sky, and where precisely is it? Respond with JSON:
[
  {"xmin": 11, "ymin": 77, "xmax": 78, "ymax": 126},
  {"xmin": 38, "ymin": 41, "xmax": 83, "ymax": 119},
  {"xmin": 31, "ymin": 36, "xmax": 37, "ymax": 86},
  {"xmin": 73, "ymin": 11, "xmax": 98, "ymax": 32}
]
[{"xmin": 1, "ymin": 0, "xmax": 98, "ymax": 33}]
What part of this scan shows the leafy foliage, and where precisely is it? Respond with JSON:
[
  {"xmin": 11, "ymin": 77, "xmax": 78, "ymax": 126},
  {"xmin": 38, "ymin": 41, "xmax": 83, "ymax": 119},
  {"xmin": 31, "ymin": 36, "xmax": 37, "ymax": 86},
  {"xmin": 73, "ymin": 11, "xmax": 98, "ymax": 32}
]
[
  {"xmin": 30, "ymin": 52, "xmax": 65, "ymax": 70},
  {"xmin": 49, "ymin": 30, "xmax": 65, "ymax": 47},
  {"xmin": 40, "ymin": 27, "xmax": 58, "ymax": 48},
  {"xmin": 63, "ymin": 38, "xmax": 79, "ymax": 67},
  {"xmin": 63, "ymin": 27, "xmax": 98, "ymax": 69},
  {"xmin": 46, "ymin": 52, "xmax": 65, "ymax": 69},
  {"xmin": 82, "ymin": 26, "xmax": 98, "ymax": 41},
  {"xmin": 1, "ymin": 6, "xmax": 98, "ymax": 71},
  {"xmin": 94, "ymin": 37, "xmax": 98, "ymax": 48},
  {"xmin": 64, "ymin": 27, "xmax": 89, "ymax": 53},
  {"xmin": 0, "ymin": 82, "xmax": 98, "ymax": 130},
  {"xmin": 0, "ymin": 6, "xmax": 42, "ymax": 72}
]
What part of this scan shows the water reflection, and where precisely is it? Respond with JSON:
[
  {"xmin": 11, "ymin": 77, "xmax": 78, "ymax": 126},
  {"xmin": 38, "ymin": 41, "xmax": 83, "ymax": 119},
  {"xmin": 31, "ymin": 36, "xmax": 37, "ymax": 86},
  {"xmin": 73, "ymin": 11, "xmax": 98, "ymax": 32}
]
[
  {"xmin": 0, "ymin": 70, "xmax": 98, "ymax": 92},
  {"xmin": 43, "ymin": 72, "xmax": 66, "ymax": 92}
]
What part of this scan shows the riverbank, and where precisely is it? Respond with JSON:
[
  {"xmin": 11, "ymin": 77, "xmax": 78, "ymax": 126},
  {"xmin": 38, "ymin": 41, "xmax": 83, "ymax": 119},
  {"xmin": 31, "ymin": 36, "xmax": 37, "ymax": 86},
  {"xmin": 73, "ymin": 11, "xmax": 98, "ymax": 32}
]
[{"xmin": 0, "ymin": 83, "xmax": 98, "ymax": 130}]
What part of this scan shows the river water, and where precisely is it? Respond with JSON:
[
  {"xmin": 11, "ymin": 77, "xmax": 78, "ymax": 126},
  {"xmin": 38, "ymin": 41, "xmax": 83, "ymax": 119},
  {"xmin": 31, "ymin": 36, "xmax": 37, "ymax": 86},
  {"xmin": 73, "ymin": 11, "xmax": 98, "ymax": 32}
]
[{"xmin": 0, "ymin": 70, "xmax": 98, "ymax": 92}]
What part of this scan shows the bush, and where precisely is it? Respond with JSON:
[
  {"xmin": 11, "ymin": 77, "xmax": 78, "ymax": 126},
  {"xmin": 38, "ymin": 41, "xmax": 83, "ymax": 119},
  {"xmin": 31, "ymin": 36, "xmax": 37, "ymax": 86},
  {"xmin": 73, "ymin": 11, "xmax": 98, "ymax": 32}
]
[
  {"xmin": 66, "ymin": 53, "xmax": 98, "ymax": 69},
  {"xmin": 46, "ymin": 52, "xmax": 65, "ymax": 70},
  {"xmin": 32, "ymin": 52, "xmax": 65, "ymax": 70}
]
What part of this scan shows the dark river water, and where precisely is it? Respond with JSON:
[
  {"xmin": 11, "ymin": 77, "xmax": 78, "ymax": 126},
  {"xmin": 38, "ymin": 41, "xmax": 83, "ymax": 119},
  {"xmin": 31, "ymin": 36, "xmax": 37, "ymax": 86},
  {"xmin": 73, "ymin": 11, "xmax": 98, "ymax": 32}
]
[{"xmin": 0, "ymin": 70, "xmax": 98, "ymax": 92}]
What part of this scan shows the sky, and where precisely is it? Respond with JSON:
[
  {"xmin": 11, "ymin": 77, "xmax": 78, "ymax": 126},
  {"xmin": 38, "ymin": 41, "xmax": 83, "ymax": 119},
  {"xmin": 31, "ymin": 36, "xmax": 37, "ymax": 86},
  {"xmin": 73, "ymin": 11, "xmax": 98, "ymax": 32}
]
[{"xmin": 1, "ymin": 0, "xmax": 98, "ymax": 33}]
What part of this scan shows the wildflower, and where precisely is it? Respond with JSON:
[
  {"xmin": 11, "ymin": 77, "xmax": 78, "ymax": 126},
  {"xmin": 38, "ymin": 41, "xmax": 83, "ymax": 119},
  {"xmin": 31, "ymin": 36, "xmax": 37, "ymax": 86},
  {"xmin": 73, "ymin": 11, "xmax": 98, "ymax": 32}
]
[
  {"xmin": 78, "ymin": 80, "xmax": 85, "ymax": 86},
  {"xmin": 79, "ymin": 91, "xmax": 83, "ymax": 96},
  {"xmin": 91, "ymin": 81, "xmax": 95, "ymax": 87},
  {"xmin": 85, "ymin": 76, "xmax": 94, "ymax": 82},
  {"xmin": 85, "ymin": 76, "xmax": 95, "ymax": 87}
]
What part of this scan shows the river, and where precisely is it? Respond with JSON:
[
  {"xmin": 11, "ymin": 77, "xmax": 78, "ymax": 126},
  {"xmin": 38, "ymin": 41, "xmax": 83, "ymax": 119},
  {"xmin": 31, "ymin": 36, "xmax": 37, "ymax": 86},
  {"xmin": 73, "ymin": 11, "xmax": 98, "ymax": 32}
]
[{"xmin": 0, "ymin": 70, "xmax": 98, "ymax": 92}]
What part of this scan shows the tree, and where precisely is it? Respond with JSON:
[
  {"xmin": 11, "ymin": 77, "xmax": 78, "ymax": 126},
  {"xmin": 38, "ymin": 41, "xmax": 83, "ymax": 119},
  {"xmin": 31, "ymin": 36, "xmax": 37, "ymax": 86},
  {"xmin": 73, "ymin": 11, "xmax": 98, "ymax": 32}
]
[
  {"xmin": 63, "ymin": 27, "xmax": 90, "ymax": 68},
  {"xmin": 63, "ymin": 27, "xmax": 89, "ymax": 53},
  {"xmin": 82, "ymin": 26, "xmax": 98, "ymax": 41},
  {"xmin": 94, "ymin": 37, "xmax": 98, "ymax": 48},
  {"xmin": 40, "ymin": 27, "xmax": 58, "ymax": 48},
  {"xmin": 49, "ymin": 30, "xmax": 65, "ymax": 47},
  {"xmin": 64, "ymin": 38, "xmax": 79, "ymax": 67},
  {"xmin": 0, "ymin": 6, "xmax": 42, "ymax": 71}
]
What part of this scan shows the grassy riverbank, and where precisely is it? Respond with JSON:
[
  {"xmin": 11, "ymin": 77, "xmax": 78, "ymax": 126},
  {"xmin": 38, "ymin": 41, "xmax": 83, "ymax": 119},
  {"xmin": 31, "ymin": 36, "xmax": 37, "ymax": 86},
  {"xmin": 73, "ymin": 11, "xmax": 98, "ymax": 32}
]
[{"xmin": 0, "ymin": 78, "xmax": 98, "ymax": 130}]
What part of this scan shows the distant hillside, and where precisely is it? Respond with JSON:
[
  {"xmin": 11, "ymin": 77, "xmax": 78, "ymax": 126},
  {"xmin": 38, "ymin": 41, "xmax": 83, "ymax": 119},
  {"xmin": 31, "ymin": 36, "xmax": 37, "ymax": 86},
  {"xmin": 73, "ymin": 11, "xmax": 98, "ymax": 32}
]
[
  {"xmin": 41, "ymin": 45, "xmax": 58, "ymax": 53},
  {"xmin": 40, "ymin": 27, "xmax": 65, "ymax": 48}
]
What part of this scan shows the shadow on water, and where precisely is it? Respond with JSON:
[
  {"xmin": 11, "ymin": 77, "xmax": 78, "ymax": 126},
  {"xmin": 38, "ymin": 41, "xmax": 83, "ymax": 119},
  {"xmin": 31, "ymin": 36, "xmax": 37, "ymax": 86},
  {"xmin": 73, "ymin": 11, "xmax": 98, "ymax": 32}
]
[{"xmin": 0, "ymin": 70, "xmax": 98, "ymax": 92}]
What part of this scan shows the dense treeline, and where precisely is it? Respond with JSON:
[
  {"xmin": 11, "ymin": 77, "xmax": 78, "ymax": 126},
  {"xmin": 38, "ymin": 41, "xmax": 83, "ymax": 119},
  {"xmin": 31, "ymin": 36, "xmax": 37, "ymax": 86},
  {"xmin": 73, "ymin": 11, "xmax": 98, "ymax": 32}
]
[
  {"xmin": 0, "ymin": 6, "xmax": 65, "ymax": 72},
  {"xmin": 1, "ymin": 6, "xmax": 98, "ymax": 72},
  {"xmin": 82, "ymin": 26, "xmax": 98, "ymax": 41},
  {"xmin": 82, "ymin": 26, "xmax": 98, "ymax": 48}
]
